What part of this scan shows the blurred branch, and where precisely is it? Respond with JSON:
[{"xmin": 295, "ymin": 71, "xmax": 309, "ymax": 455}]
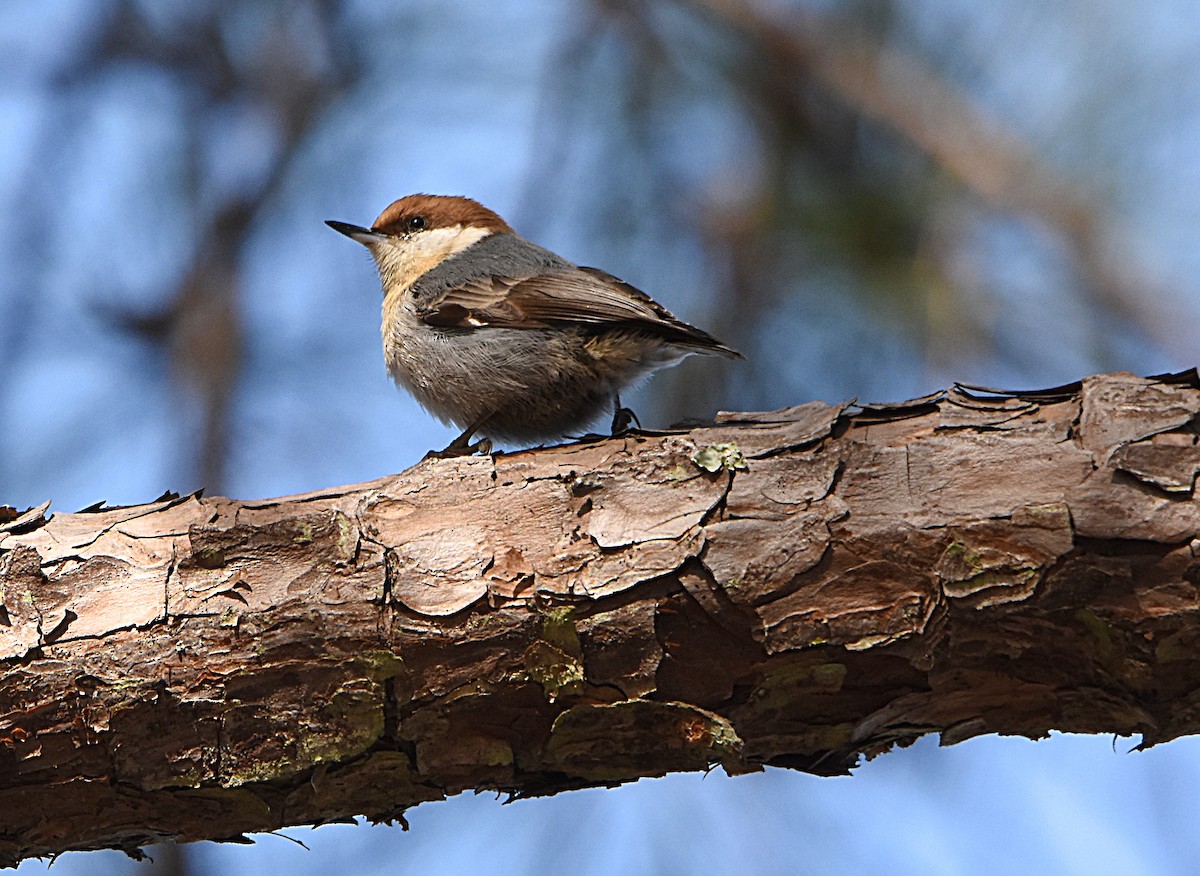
[
  {"xmin": 3, "ymin": 372, "xmax": 1199, "ymax": 862},
  {"xmin": 691, "ymin": 0, "xmax": 1192, "ymax": 361},
  {"xmin": 73, "ymin": 1, "xmax": 361, "ymax": 491}
]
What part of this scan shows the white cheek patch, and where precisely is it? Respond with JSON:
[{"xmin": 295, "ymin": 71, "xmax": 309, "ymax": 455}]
[
  {"xmin": 437, "ymin": 224, "xmax": 494, "ymax": 256},
  {"xmin": 374, "ymin": 225, "xmax": 493, "ymax": 271},
  {"xmin": 369, "ymin": 225, "xmax": 495, "ymax": 301}
]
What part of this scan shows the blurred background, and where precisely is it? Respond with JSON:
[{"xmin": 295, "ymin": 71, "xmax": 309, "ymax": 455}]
[{"xmin": 4, "ymin": 0, "xmax": 1200, "ymax": 873}]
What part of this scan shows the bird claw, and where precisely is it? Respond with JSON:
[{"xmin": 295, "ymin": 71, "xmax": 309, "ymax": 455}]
[
  {"xmin": 425, "ymin": 436, "xmax": 493, "ymax": 460},
  {"xmin": 611, "ymin": 405, "xmax": 641, "ymax": 435}
]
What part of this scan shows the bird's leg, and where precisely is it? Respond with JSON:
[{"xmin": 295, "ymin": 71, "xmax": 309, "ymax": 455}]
[
  {"xmin": 610, "ymin": 394, "xmax": 641, "ymax": 435},
  {"xmin": 426, "ymin": 414, "xmax": 494, "ymax": 459}
]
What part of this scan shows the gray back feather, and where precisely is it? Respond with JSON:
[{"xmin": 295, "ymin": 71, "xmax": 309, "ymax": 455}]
[{"xmin": 409, "ymin": 233, "xmax": 571, "ymax": 302}]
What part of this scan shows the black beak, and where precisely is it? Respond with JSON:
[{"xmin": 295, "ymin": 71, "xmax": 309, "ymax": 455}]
[{"xmin": 325, "ymin": 220, "xmax": 385, "ymax": 246}]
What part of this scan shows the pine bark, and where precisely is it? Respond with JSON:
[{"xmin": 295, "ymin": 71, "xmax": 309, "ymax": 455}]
[{"xmin": 3, "ymin": 371, "xmax": 1200, "ymax": 865}]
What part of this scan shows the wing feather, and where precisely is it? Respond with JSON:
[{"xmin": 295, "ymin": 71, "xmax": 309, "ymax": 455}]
[{"xmin": 417, "ymin": 266, "xmax": 737, "ymax": 354}]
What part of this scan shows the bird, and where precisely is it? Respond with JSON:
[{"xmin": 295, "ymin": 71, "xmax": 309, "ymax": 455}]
[{"xmin": 326, "ymin": 194, "xmax": 741, "ymax": 454}]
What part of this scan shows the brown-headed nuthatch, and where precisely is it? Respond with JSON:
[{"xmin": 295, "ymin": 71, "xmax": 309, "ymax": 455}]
[{"xmin": 327, "ymin": 194, "xmax": 740, "ymax": 454}]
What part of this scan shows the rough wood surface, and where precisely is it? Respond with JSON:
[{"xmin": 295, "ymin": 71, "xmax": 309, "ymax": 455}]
[{"xmin": 4, "ymin": 370, "xmax": 1200, "ymax": 864}]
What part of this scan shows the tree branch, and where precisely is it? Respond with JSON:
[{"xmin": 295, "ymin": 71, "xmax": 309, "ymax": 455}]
[{"xmin": 3, "ymin": 371, "xmax": 1200, "ymax": 864}]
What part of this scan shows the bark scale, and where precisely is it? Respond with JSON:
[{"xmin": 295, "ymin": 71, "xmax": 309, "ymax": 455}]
[{"xmin": 3, "ymin": 371, "xmax": 1200, "ymax": 864}]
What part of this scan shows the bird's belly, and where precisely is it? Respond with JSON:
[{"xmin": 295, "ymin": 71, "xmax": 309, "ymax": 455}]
[{"xmin": 385, "ymin": 326, "xmax": 613, "ymax": 439}]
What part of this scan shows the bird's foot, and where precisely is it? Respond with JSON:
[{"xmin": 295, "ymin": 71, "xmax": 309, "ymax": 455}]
[
  {"xmin": 611, "ymin": 403, "xmax": 641, "ymax": 435},
  {"xmin": 424, "ymin": 435, "xmax": 493, "ymax": 460}
]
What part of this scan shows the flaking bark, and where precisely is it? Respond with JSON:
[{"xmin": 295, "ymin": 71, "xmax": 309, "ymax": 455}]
[{"xmin": 4, "ymin": 370, "xmax": 1200, "ymax": 864}]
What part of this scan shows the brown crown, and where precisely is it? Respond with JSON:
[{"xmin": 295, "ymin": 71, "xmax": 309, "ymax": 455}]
[{"xmin": 371, "ymin": 194, "xmax": 514, "ymax": 236}]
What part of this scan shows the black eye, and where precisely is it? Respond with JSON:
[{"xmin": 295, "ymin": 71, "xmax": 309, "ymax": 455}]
[{"xmin": 407, "ymin": 215, "xmax": 427, "ymax": 231}]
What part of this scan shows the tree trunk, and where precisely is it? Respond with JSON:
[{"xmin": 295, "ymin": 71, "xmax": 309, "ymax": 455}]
[{"xmin": 2, "ymin": 370, "xmax": 1199, "ymax": 865}]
